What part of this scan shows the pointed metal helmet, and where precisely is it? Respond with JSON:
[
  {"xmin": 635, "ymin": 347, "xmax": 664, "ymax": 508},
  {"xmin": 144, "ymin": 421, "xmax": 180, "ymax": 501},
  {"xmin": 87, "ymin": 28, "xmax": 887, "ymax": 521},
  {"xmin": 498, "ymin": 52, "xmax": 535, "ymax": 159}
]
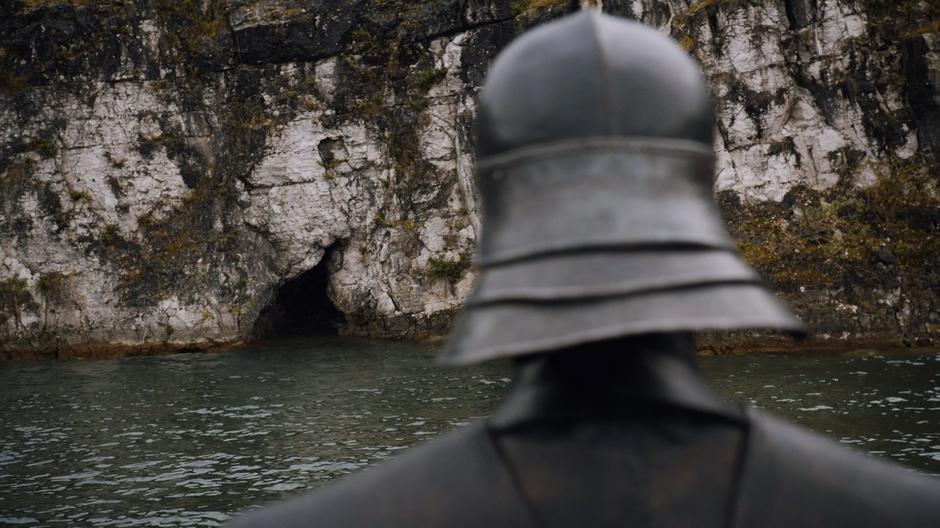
[{"xmin": 441, "ymin": 11, "xmax": 806, "ymax": 365}]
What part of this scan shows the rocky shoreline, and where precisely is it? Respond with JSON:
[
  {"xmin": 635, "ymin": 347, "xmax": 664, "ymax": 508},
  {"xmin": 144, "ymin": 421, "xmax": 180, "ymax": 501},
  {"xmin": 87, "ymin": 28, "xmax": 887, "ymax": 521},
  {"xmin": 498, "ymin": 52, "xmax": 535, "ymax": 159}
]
[{"xmin": 3, "ymin": 332, "xmax": 935, "ymax": 361}]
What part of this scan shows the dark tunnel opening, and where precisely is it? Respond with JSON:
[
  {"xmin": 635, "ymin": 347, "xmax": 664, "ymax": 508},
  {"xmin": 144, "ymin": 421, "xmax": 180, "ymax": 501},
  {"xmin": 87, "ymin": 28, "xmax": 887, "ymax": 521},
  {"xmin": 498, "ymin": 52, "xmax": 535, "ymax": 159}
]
[{"xmin": 251, "ymin": 247, "xmax": 346, "ymax": 338}]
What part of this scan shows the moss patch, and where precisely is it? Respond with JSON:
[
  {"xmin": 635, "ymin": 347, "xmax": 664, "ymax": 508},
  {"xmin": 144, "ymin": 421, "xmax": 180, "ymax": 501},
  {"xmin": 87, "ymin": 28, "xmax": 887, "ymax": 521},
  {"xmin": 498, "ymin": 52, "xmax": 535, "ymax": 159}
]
[
  {"xmin": 425, "ymin": 252, "xmax": 472, "ymax": 286},
  {"xmin": 670, "ymin": 0, "xmax": 752, "ymax": 51},
  {"xmin": 154, "ymin": 0, "xmax": 228, "ymax": 57},
  {"xmin": 727, "ymin": 156, "xmax": 938, "ymax": 287},
  {"xmin": 510, "ymin": 0, "xmax": 568, "ymax": 16},
  {"xmin": 414, "ymin": 67, "xmax": 446, "ymax": 91},
  {"xmin": 862, "ymin": 0, "xmax": 940, "ymax": 39},
  {"xmin": 0, "ymin": 277, "xmax": 37, "ymax": 330},
  {"xmin": 722, "ymin": 155, "xmax": 939, "ymax": 342},
  {"xmin": 0, "ymin": 73, "xmax": 28, "ymax": 96},
  {"xmin": 28, "ymin": 138, "xmax": 57, "ymax": 158}
]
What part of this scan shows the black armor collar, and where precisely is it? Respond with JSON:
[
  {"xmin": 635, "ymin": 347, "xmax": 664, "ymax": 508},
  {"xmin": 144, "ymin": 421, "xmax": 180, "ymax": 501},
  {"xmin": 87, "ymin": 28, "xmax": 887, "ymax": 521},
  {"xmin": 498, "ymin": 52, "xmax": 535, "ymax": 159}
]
[{"xmin": 488, "ymin": 333, "xmax": 744, "ymax": 431}]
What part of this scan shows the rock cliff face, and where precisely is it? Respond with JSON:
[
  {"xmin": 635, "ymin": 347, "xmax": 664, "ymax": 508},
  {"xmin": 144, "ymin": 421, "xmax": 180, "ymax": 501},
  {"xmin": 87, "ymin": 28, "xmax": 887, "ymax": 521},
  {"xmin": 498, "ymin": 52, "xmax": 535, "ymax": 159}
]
[{"xmin": 1, "ymin": 0, "xmax": 938, "ymax": 358}]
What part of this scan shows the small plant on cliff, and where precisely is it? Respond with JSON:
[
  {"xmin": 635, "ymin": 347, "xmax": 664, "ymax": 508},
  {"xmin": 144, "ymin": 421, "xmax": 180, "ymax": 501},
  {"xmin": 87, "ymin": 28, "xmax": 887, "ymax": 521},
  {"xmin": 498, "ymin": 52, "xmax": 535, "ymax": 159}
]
[
  {"xmin": 405, "ymin": 68, "xmax": 447, "ymax": 112},
  {"xmin": 907, "ymin": 18, "xmax": 940, "ymax": 37},
  {"xmin": 414, "ymin": 68, "xmax": 446, "ymax": 92},
  {"xmin": 28, "ymin": 138, "xmax": 57, "ymax": 158},
  {"xmin": 511, "ymin": 0, "xmax": 568, "ymax": 16},
  {"xmin": 1, "ymin": 160, "xmax": 34, "ymax": 186},
  {"xmin": 767, "ymin": 137, "xmax": 798, "ymax": 158},
  {"xmin": 863, "ymin": 156, "xmax": 939, "ymax": 225},
  {"xmin": 426, "ymin": 253, "xmax": 472, "ymax": 286},
  {"xmin": 67, "ymin": 187, "xmax": 92, "ymax": 204},
  {"xmin": 671, "ymin": 0, "xmax": 740, "ymax": 51},
  {"xmin": 36, "ymin": 272, "xmax": 73, "ymax": 306},
  {"xmin": 154, "ymin": 0, "xmax": 227, "ymax": 55},
  {"xmin": 318, "ymin": 154, "xmax": 342, "ymax": 181},
  {"xmin": 233, "ymin": 101, "xmax": 275, "ymax": 131},
  {"xmin": 0, "ymin": 278, "xmax": 37, "ymax": 330},
  {"xmin": 687, "ymin": 0, "xmax": 722, "ymax": 15},
  {"xmin": 0, "ymin": 74, "xmax": 28, "ymax": 96},
  {"xmin": 36, "ymin": 272, "xmax": 76, "ymax": 331},
  {"xmin": 865, "ymin": 0, "xmax": 940, "ymax": 39}
]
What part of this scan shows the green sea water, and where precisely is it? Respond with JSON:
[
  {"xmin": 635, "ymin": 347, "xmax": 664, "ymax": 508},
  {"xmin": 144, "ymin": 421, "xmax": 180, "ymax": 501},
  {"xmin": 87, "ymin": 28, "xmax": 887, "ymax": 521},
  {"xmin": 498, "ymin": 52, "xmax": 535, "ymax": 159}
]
[{"xmin": 1, "ymin": 337, "xmax": 937, "ymax": 526}]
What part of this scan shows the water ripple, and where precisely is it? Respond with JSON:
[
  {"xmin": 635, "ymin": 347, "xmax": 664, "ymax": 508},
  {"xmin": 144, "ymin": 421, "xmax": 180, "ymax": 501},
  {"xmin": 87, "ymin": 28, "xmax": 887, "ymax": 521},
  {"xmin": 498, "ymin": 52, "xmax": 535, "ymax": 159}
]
[{"xmin": 1, "ymin": 337, "xmax": 937, "ymax": 526}]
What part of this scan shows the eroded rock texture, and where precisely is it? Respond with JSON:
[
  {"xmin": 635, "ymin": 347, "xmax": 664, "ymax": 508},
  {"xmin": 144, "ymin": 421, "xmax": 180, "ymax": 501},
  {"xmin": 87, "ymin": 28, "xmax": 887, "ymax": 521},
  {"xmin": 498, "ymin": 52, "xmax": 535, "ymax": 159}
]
[{"xmin": 1, "ymin": 0, "xmax": 938, "ymax": 357}]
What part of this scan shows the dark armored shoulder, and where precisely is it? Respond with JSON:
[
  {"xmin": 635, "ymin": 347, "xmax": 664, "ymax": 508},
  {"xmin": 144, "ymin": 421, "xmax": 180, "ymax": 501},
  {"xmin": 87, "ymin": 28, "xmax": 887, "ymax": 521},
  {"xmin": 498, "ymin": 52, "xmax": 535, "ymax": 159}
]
[
  {"xmin": 228, "ymin": 422, "xmax": 531, "ymax": 528},
  {"xmin": 736, "ymin": 410, "xmax": 940, "ymax": 528}
]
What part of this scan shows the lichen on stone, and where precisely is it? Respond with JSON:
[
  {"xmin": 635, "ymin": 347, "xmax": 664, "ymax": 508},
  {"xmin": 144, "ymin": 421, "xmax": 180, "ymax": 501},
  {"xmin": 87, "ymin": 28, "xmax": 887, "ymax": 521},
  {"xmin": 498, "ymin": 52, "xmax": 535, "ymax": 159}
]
[{"xmin": 1, "ymin": 0, "xmax": 938, "ymax": 356}]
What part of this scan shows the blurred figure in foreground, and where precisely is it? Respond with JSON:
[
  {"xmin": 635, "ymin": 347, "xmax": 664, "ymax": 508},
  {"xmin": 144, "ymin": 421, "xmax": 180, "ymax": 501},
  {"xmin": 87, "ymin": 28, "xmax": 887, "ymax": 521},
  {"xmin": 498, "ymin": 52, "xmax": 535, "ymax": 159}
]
[{"xmin": 231, "ymin": 10, "xmax": 940, "ymax": 528}]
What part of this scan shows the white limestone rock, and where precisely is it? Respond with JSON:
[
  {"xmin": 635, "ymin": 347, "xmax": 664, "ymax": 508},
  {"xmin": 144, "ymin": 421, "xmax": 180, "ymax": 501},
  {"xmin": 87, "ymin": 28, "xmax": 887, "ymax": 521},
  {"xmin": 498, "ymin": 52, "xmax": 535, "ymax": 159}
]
[{"xmin": 2, "ymin": 0, "xmax": 937, "ymax": 354}]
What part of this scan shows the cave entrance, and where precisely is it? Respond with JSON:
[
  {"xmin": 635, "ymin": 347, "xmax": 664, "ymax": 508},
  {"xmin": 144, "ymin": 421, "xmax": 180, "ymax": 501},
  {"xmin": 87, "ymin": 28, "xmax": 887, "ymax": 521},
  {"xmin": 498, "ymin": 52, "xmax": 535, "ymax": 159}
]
[{"xmin": 252, "ymin": 247, "xmax": 345, "ymax": 338}]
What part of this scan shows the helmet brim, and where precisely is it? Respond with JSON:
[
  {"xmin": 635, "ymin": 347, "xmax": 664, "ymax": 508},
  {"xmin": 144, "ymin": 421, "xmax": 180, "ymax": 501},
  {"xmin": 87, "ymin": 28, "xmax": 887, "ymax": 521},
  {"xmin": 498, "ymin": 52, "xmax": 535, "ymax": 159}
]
[{"xmin": 441, "ymin": 282, "xmax": 808, "ymax": 366}]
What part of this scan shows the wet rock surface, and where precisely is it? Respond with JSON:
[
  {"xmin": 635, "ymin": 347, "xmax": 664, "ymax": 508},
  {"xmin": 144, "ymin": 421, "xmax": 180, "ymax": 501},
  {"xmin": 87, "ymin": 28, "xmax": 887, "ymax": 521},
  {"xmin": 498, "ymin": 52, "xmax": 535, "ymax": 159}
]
[{"xmin": 1, "ymin": 0, "xmax": 938, "ymax": 357}]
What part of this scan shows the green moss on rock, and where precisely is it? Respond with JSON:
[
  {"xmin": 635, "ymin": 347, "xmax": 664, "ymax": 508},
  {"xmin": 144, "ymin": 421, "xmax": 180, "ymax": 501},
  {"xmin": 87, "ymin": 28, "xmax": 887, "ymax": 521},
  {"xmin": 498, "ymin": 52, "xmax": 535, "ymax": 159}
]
[
  {"xmin": 425, "ymin": 252, "xmax": 471, "ymax": 285},
  {"xmin": 722, "ymin": 155, "xmax": 939, "ymax": 343},
  {"xmin": 510, "ymin": 0, "xmax": 568, "ymax": 16},
  {"xmin": 0, "ymin": 277, "xmax": 37, "ymax": 330}
]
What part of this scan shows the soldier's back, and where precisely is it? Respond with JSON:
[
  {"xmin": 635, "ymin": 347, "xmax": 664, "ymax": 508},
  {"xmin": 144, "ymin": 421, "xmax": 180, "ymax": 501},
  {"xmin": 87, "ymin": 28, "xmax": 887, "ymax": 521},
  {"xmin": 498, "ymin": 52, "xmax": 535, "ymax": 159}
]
[
  {"xmin": 230, "ymin": 408, "xmax": 940, "ymax": 528},
  {"xmin": 228, "ymin": 422, "xmax": 530, "ymax": 528},
  {"xmin": 735, "ymin": 411, "xmax": 940, "ymax": 528}
]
